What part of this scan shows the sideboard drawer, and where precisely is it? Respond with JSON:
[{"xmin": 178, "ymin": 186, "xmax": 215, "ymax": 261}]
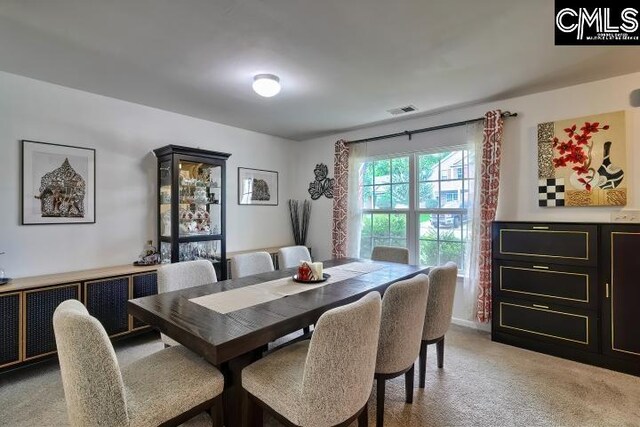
[
  {"xmin": 494, "ymin": 261, "xmax": 596, "ymax": 309},
  {"xmin": 493, "ymin": 223, "xmax": 597, "ymax": 266},
  {"xmin": 495, "ymin": 298, "xmax": 597, "ymax": 352}
]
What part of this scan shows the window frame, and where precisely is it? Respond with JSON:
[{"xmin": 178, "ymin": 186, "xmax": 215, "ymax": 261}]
[
  {"xmin": 415, "ymin": 147, "xmax": 471, "ymax": 271},
  {"xmin": 358, "ymin": 145, "xmax": 472, "ymax": 271},
  {"xmin": 359, "ymin": 153, "xmax": 414, "ymax": 260}
]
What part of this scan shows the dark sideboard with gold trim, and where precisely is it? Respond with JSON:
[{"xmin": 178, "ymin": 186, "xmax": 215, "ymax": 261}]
[{"xmin": 492, "ymin": 221, "xmax": 640, "ymax": 376}]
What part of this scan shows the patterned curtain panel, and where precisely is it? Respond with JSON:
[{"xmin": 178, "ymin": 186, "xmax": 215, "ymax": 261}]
[
  {"xmin": 476, "ymin": 110, "xmax": 505, "ymax": 323},
  {"xmin": 332, "ymin": 140, "xmax": 349, "ymax": 258}
]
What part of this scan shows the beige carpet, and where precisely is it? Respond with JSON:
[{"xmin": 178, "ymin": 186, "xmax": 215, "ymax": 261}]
[{"xmin": 1, "ymin": 325, "xmax": 639, "ymax": 426}]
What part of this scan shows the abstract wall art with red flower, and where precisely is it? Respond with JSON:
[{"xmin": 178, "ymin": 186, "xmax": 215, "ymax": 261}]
[{"xmin": 537, "ymin": 111, "xmax": 627, "ymax": 207}]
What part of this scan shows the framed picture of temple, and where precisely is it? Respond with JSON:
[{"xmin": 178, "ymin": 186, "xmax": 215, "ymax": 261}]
[
  {"xmin": 238, "ymin": 167, "xmax": 278, "ymax": 206},
  {"xmin": 22, "ymin": 140, "xmax": 96, "ymax": 224},
  {"xmin": 537, "ymin": 111, "xmax": 627, "ymax": 207}
]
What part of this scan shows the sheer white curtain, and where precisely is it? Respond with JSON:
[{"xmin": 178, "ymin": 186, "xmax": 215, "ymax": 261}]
[
  {"xmin": 346, "ymin": 142, "xmax": 368, "ymax": 258},
  {"xmin": 461, "ymin": 122, "xmax": 485, "ymax": 320}
]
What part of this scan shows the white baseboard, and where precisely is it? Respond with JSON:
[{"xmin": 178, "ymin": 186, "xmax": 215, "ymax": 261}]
[{"xmin": 451, "ymin": 317, "xmax": 491, "ymax": 332}]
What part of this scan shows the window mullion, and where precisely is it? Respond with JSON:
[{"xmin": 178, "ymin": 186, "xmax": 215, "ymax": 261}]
[
  {"xmin": 408, "ymin": 153, "xmax": 416, "ymax": 264},
  {"xmin": 436, "ymin": 158, "xmax": 441, "ymax": 266}
]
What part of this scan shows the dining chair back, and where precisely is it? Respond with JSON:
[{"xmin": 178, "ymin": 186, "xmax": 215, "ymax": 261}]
[
  {"xmin": 241, "ymin": 291, "xmax": 382, "ymax": 427},
  {"xmin": 277, "ymin": 245, "xmax": 311, "ymax": 269},
  {"xmin": 54, "ymin": 299, "xmax": 225, "ymax": 427},
  {"xmin": 419, "ymin": 262, "xmax": 458, "ymax": 388},
  {"xmin": 423, "ymin": 262, "xmax": 458, "ymax": 341},
  {"xmin": 157, "ymin": 260, "xmax": 217, "ymax": 346},
  {"xmin": 375, "ymin": 273, "xmax": 430, "ymax": 426},
  {"xmin": 157, "ymin": 259, "xmax": 217, "ymax": 293},
  {"xmin": 371, "ymin": 246, "xmax": 410, "ymax": 264},
  {"xmin": 300, "ymin": 291, "xmax": 381, "ymax": 425},
  {"xmin": 53, "ymin": 299, "xmax": 128, "ymax": 426},
  {"xmin": 230, "ymin": 251, "xmax": 274, "ymax": 278}
]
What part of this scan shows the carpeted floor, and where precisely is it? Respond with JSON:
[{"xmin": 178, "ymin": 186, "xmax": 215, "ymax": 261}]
[{"xmin": 1, "ymin": 325, "xmax": 639, "ymax": 426}]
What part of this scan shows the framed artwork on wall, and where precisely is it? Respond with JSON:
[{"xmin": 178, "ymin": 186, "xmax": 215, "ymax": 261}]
[
  {"xmin": 238, "ymin": 167, "xmax": 278, "ymax": 206},
  {"xmin": 537, "ymin": 111, "xmax": 627, "ymax": 207},
  {"xmin": 22, "ymin": 140, "xmax": 96, "ymax": 224}
]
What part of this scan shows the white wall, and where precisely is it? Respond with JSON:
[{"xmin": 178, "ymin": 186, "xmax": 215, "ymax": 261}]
[
  {"xmin": 293, "ymin": 72, "xmax": 640, "ymax": 323},
  {"xmin": 0, "ymin": 71, "xmax": 297, "ymax": 278}
]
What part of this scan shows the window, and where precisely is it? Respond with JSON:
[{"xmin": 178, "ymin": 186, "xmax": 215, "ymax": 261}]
[
  {"xmin": 358, "ymin": 148, "xmax": 473, "ymax": 273},
  {"xmin": 360, "ymin": 157, "xmax": 410, "ymax": 210},
  {"xmin": 418, "ymin": 149, "xmax": 472, "ymax": 271},
  {"xmin": 455, "ymin": 166, "xmax": 463, "ymax": 179},
  {"xmin": 360, "ymin": 213, "xmax": 407, "ymax": 260},
  {"xmin": 359, "ymin": 156, "xmax": 409, "ymax": 258},
  {"xmin": 442, "ymin": 191, "xmax": 458, "ymax": 202}
]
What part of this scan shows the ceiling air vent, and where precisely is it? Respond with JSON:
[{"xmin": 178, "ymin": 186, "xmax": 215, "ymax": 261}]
[{"xmin": 387, "ymin": 105, "xmax": 418, "ymax": 116}]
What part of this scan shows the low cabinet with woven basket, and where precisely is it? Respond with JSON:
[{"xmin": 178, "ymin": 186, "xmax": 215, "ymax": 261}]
[
  {"xmin": 85, "ymin": 276, "xmax": 131, "ymax": 336},
  {"xmin": 24, "ymin": 284, "xmax": 81, "ymax": 360},
  {"xmin": 0, "ymin": 292, "xmax": 22, "ymax": 368},
  {"xmin": 0, "ymin": 265, "xmax": 158, "ymax": 371}
]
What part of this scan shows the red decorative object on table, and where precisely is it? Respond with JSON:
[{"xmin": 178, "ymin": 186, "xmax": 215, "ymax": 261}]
[{"xmin": 297, "ymin": 262, "xmax": 312, "ymax": 282}]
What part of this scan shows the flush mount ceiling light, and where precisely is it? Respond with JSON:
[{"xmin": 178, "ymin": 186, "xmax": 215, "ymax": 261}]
[{"xmin": 252, "ymin": 74, "xmax": 281, "ymax": 97}]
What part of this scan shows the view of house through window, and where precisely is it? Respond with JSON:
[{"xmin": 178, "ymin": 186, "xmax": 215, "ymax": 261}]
[{"xmin": 359, "ymin": 148, "xmax": 473, "ymax": 272}]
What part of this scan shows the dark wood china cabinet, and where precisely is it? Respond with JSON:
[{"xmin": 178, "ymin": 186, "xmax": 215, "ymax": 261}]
[{"xmin": 153, "ymin": 145, "xmax": 231, "ymax": 280}]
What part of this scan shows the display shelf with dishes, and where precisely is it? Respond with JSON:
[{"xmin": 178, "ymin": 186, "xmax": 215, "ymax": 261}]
[{"xmin": 154, "ymin": 145, "xmax": 231, "ymax": 280}]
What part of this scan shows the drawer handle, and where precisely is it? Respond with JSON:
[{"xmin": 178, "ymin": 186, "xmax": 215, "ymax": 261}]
[
  {"xmin": 605, "ymin": 283, "xmax": 610, "ymax": 299},
  {"xmin": 532, "ymin": 265, "xmax": 549, "ymax": 270},
  {"xmin": 532, "ymin": 304, "xmax": 549, "ymax": 309},
  {"xmin": 532, "ymin": 226, "xmax": 549, "ymax": 230}
]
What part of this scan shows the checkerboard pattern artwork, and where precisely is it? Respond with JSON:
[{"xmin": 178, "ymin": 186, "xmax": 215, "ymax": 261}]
[{"xmin": 538, "ymin": 178, "xmax": 565, "ymax": 207}]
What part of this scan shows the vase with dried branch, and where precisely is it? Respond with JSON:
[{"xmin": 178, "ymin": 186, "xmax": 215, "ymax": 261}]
[{"xmin": 288, "ymin": 199, "xmax": 311, "ymax": 246}]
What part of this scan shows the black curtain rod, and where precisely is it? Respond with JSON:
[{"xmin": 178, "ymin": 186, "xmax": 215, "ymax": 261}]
[{"xmin": 346, "ymin": 111, "xmax": 518, "ymax": 144}]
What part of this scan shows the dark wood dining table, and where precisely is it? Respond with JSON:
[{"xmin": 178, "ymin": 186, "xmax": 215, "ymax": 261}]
[{"xmin": 128, "ymin": 257, "xmax": 428, "ymax": 426}]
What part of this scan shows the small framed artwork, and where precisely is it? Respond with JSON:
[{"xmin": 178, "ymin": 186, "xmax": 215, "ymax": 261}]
[
  {"xmin": 22, "ymin": 140, "xmax": 96, "ymax": 224},
  {"xmin": 238, "ymin": 167, "xmax": 278, "ymax": 206}
]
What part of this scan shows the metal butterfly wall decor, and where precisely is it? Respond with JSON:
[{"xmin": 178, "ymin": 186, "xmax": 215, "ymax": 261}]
[{"xmin": 308, "ymin": 163, "xmax": 334, "ymax": 200}]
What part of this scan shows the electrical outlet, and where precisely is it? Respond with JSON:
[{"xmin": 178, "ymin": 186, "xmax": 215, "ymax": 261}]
[{"xmin": 611, "ymin": 210, "xmax": 640, "ymax": 223}]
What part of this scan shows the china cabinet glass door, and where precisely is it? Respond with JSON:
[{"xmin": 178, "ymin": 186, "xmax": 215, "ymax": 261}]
[
  {"xmin": 154, "ymin": 145, "xmax": 231, "ymax": 279},
  {"xmin": 177, "ymin": 161, "xmax": 222, "ymax": 237}
]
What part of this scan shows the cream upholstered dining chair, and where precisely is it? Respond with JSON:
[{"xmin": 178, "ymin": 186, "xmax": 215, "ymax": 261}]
[
  {"xmin": 242, "ymin": 292, "xmax": 382, "ymax": 427},
  {"xmin": 419, "ymin": 262, "xmax": 458, "ymax": 388},
  {"xmin": 53, "ymin": 299, "xmax": 224, "ymax": 427},
  {"xmin": 230, "ymin": 251, "xmax": 274, "ymax": 279},
  {"xmin": 375, "ymin": 274, "xmax": 430, "ymax": 427},
  {"xmin": 277, "ymin": 245, "xmax": 311, "ymax": 269},
  {"xmin": 371, "ymin": 246, "xmax": 410, "ymax": 264},
  {"xmin": 157, "ymin": 260, "xmax": 217, "ymax": 347}
]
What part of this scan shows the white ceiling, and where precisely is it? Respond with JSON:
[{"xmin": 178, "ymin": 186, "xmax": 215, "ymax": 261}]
[{"xmin": 0, "ymin": 0, "xmax": 639, "ymax": 140}]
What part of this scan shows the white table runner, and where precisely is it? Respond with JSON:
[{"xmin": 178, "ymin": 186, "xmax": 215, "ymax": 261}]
[{"xmin": 189, "ymin": 262, "xmax": 384, "ymax": 314}]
